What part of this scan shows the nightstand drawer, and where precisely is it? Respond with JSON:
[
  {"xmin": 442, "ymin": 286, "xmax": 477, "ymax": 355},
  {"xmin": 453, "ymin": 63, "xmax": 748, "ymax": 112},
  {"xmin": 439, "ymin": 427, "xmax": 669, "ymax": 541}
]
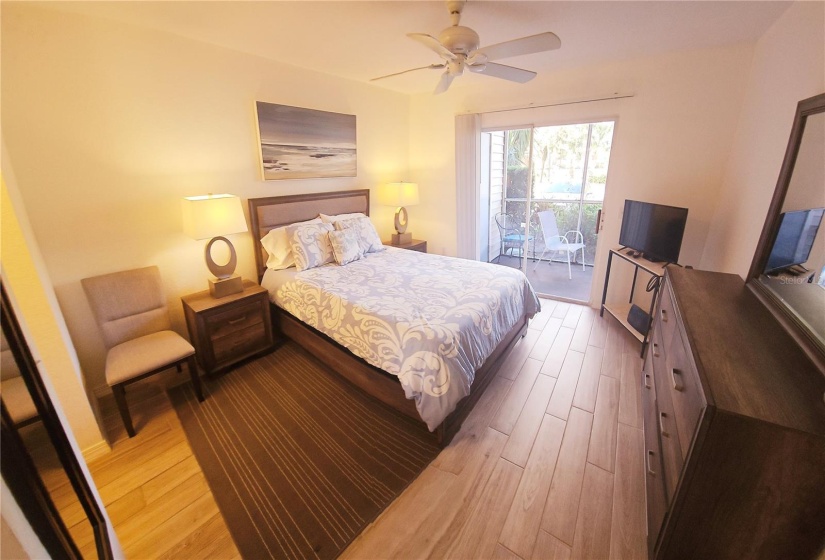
[
  {"xmin": 212, "ymin": 322, "xmax": 268, "ymax": 364},
  {"xmin": 208, "ymin": 300, "xmax": 264, "ymax": 339}
]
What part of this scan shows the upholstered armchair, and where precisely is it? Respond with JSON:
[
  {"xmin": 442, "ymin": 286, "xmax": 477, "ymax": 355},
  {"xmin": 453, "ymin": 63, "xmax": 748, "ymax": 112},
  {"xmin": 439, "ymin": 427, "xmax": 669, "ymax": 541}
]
[{"xmin": 82, "ymin": 266, "xmax": 204, "ymax": 437}]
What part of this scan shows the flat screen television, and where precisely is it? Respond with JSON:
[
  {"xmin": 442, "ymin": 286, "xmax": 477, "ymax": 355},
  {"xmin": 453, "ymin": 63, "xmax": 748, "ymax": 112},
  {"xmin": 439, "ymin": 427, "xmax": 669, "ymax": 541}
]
[
  {"xmin": 619, "ymin": 200, "xmax": 689, "ymax": 263},
  {"xmin": 764, "ymin": 208, "xmax": 825, "ymax": 274}
]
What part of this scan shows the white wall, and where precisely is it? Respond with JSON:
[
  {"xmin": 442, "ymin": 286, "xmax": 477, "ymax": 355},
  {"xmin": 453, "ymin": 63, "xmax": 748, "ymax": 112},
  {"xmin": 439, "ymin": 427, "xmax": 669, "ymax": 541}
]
[
  {"xmin": 700, "ymin": 1, "xmax": 825, "ymax": 277},
  {"xmin": 409, "ymin": 43, "xmax": 754, "ymax": 304},
  {"xmin": 1, "ymin": 5, "xmax": 410, "ymax": 392}
]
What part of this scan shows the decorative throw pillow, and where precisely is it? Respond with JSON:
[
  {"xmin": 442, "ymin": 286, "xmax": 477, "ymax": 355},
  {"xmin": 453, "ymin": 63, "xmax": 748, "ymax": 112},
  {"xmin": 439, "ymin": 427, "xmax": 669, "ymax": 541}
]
[
  {"xmin": 319, "ymin": 212, "xmax": 366, "ymax": 224},
  {"xmin": 328, "ymin": 228, "xmax": 362, "ymax": 266},
  {"xmin": 334, "ymin": 216, "xmax": 385, "ymax": 254},
  {"xmin": 260, "ymin": 218, "xmax": 322, "ymax": 270},
  {"xmin": 285, "ymin": 222, "xmax": 334, "ymax": 272}
]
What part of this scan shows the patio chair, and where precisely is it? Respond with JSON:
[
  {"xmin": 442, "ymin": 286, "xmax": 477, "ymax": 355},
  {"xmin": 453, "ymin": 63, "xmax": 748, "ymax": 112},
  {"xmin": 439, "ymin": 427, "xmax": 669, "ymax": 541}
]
[
  {"xmin": 533, "ymin": 209, "xmax": 586, "ymax": 279},
  {"xmin": 494, "ymin": 213, "xmax": 533, "ymax": 262}
]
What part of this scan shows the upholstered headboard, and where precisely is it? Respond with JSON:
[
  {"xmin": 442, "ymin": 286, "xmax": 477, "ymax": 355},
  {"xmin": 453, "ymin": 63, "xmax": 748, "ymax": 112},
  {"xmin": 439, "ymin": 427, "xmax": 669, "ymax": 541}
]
[{"xmin": 248, "ymin": 189, "xmax": 370, "ymax": 281}]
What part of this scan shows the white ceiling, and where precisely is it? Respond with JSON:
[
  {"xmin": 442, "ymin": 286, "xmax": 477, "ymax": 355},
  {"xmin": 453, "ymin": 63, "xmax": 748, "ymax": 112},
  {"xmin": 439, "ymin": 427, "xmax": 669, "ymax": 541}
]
[{"xmin": 52, "ymin": 1, "xmax": 792, "ymax": 94}]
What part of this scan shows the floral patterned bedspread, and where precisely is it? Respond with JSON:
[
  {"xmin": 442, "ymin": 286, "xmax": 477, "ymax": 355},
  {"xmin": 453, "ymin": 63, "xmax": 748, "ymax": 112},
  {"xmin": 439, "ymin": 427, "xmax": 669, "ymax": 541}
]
[{"xmin": 267, "ymin": 247, "xmax": 541, "ymax": 430}]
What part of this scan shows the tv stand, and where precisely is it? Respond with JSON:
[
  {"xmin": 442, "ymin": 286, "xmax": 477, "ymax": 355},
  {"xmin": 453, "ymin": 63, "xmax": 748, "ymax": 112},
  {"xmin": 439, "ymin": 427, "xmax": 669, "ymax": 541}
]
[{"xmin": 600, "ymin": 247, "xmax": 668, "ymax": 357}]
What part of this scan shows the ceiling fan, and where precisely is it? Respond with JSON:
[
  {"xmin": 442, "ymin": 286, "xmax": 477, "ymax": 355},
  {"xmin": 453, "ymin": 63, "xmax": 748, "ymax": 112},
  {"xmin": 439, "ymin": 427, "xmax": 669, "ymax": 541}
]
[{"xmin": 372, "ymin": 0, "xmax": 561, "ymax": 94}]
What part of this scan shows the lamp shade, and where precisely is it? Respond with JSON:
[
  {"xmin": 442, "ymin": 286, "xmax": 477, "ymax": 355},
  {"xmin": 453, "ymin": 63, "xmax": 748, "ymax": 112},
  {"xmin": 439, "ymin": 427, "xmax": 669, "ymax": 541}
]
[
  {"xmin": 378, "ymin": 182, "xmax": 420, "ymax": 207},
  {"xmin": 181, "ymin": 194, "xmax": 248, "ymax": 240}
]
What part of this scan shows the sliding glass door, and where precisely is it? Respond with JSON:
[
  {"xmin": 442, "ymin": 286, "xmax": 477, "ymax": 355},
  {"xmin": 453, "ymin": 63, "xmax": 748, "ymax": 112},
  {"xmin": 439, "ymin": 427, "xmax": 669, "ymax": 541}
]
[{"xmin": 485, "ymin": 121, "xmax": 615, "ymax": 301}]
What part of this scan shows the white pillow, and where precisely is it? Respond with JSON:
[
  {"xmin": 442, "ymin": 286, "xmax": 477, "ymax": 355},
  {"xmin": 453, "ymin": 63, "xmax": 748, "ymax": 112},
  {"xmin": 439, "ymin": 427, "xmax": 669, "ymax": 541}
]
[
  {"xmin": 319, "ymin": 212, "xmax": 366, "ymax": 224},
  {"xmin": 286, "ymin": 222, "xmax": 335, "ymax": 272},
  {"xmin": 260, "ymin": 218, "xmax": 322, "ymax": 270}
]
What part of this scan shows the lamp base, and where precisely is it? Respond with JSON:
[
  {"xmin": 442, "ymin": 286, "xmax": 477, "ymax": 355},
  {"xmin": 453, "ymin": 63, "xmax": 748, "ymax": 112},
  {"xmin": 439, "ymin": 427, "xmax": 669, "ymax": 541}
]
[
  {"xmin": 209, "ymin": 275, "xmax": 244, "ymax": 298},
  {"xmin": 392, "ymin": 232, "xmax": 413, "ymax": 245}
]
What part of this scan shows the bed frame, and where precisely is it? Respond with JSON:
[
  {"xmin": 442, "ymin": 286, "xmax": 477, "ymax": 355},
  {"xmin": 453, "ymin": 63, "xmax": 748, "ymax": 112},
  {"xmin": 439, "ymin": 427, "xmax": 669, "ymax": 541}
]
[{"xmin": 248, "ymin": 189, "xmax": 531, "ymax": 445}]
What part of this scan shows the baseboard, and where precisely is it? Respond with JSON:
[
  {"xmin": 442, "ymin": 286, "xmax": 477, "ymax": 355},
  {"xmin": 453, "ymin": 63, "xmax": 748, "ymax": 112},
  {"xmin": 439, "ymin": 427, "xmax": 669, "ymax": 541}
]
[{"xmin": 82, "ymin": 439, "xmax": 110, "ymax": 462}]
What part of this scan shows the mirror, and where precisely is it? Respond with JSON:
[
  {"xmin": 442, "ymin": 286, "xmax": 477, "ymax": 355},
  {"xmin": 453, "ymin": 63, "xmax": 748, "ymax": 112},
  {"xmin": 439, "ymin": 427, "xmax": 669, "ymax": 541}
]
[
  {"xmin": 1, "ymin": 285, "xmax": 112, "ymax": 559},
  {"xmin": 749, "ymin": 93, "xmax": 825, "ymax": 371}
]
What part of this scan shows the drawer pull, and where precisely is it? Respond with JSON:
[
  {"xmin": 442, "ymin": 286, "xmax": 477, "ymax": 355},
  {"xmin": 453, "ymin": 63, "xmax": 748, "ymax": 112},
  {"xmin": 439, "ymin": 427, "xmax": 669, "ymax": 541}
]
[
  {"xmin": 652, "ymin": 343, "xmax": 660, "ymax": 358},
  {"xmin": 644, "ymin": 373, "xmax": 652, "ymax": 389},
  {"xmin": 647, "ymin": 450, "xmax": 657, "ymax": 475},
  {"xmin": 671, "ymin": 368, "xmax": 684, "ymax": 392},
  {"xmin": 659, "ymin": 412, "xmax": 669, "ymax": 437},
  {"xmin": 661, "ymin": 309, "xmax": 668, "ymax": 323},
  {"xmin": 227, "ymin": 315, "xmax": 248, "ymax": 326}
]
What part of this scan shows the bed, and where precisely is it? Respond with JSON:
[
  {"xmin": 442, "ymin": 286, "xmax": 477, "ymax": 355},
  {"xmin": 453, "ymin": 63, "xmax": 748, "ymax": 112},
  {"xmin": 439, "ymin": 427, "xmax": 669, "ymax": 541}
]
[{"xmin": 249, "ymin": 189, "xmax": 540, "ymax": 445}]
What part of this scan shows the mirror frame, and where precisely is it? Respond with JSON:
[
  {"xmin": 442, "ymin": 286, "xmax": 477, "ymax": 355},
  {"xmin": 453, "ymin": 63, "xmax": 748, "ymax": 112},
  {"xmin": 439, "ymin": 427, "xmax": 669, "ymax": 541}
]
[{"xmin": 748, "ymin": 92, "xmax": 825, "ymax": 374}]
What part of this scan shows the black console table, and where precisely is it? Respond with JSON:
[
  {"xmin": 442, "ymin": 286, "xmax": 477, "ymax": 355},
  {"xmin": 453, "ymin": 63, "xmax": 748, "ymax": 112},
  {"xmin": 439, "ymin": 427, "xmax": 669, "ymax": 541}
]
[{"xmin": 600, "ymin": 247, "xmax": 668, "ymax": 357}]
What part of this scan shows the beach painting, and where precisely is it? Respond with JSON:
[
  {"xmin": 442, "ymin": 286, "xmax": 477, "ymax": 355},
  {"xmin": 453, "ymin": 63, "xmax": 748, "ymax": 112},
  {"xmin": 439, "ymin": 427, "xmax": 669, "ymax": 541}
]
[{"xmin": 255, "ymin": 102, "xmax": 356, "ymax": 180}]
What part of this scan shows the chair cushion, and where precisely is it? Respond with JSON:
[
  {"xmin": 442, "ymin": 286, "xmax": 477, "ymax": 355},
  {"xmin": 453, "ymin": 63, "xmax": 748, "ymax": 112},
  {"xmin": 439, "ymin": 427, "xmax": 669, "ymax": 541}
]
[
  {"xmin": 547, "ymin": 241, "xmax": 585, "ymax": 252},
  {"xmin": 1, "ymin": 376, "xmax": 38, "ymax": 424},
  {"xmin": 106, "ymin": 331, "xmax": 194, "ymax": 386}
]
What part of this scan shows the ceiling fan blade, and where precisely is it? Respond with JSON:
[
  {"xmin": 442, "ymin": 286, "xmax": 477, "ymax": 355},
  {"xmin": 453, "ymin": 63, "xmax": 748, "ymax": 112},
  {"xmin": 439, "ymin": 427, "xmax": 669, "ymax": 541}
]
[
  {"xmin": 471, "ymin": 32, "xmax": 561, "ymax": 63},
  {"xmin": 408, "ymin": 33, "xmax": 457, "ymax": 61},
  {"xmin": 474, "ymin": 62, "xmax": 536, "ymax": 83},
  {"xmin": 434, "ymin": 71, "xmax": 455, "ymax": 95},
  {"xmin": 371, "ymin": 64, "xmax": 445, "ymax": 82}
]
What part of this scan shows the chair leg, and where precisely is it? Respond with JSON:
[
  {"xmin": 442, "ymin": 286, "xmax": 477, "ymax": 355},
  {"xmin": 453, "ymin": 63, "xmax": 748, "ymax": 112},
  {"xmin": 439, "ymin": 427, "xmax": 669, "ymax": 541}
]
[
  {"xmin": 188, "ymin": 355, "xmax": 205, "ymax": 403},
  {"xmin": 567, "ymin": 251, "xmax": 572, "ymax": 280},
  {"xmin": 533, "ymin": 248, "xmax": 548, "ymax": 271},
  {"xmin": 581, "ymin": 247, "xmax": 586, "ymax": 271},
  {"xmin": 112, "ymin": 384, "xmax": 135, "ymax": 438}
]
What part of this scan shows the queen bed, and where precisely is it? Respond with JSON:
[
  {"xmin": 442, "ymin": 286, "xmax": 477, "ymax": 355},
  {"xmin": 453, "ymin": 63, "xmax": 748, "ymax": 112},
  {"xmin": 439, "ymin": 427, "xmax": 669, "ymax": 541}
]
[{"xmin": 249, "ymin": 189, "xmax": 540, "ymax": 444}]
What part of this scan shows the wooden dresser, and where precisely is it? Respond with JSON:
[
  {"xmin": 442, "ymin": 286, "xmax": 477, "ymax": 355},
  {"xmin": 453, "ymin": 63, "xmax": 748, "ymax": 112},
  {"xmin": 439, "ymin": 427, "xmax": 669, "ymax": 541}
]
[{"xmin": 643, "ymin": 267, "xmax": 825, "ymax": 559}]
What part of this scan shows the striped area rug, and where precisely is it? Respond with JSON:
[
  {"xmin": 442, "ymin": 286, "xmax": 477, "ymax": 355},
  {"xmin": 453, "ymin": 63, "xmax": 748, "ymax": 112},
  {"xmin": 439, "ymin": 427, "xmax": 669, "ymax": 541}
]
[{"xmin": 169, "ymin": 342, "xmax": 440, "ymax": 560}]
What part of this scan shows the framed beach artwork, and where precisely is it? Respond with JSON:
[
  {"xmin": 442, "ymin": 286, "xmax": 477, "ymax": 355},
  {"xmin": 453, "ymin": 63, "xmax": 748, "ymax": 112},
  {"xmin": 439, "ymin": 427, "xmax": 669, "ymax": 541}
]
[{"xmin": 255, "ymin": 101, "xmax": 357, "ymax": 180}]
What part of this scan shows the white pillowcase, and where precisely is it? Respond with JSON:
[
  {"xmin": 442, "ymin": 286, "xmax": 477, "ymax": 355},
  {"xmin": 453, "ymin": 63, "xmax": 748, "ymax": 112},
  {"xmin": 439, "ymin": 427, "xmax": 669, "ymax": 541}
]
[
  {"xmin": 328, "ymin": 228, "xmax": 363, "ymax": 266},
  {"xmin": 260, "ymin": 218, "xmax": 322, "ymax": 270},
  {"xmin": 286, "ymin": 222, "xmax": 335, "ymax": 272},
  {"xmin": 319, "ymin": 212, "xmax": 366, "ymax": 224},
  {"xmin": 334, "ymin": 216, "xmax": 385, "ymax": 254}
]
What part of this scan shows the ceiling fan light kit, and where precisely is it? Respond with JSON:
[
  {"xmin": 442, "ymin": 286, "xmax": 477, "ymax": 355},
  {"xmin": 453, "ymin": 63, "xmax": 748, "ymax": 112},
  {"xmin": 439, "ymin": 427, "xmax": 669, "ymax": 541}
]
[{"xmin": 372, "ymin": 0, "xmax": 561, "ymax": 94}]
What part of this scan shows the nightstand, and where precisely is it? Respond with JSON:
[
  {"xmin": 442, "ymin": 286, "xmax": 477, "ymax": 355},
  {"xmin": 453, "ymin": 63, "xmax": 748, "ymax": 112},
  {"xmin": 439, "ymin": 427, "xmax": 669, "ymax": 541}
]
[
  {"xmin": 182, "ymin": 280, "xmax": 275, "ymax": 375},
  {"xmin": 385, "ymin": 239, "xmax": 427, "ymax": 253}
]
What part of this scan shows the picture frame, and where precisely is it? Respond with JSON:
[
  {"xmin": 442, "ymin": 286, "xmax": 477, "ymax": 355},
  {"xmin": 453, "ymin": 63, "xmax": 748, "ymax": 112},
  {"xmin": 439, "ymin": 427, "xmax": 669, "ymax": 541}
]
[{"xmin": 255, "ymin": 101, "xmax": 357, "ymax": 180}]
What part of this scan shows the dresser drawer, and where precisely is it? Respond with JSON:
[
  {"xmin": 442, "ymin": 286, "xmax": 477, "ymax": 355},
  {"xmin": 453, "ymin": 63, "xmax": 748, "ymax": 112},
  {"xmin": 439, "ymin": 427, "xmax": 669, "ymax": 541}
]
[
  {"xmin": 207, "ymin": 300, "xmax": 265, "ymax": 340},
  {"xmin": 664, "ymin": 329, "xmax": 705, "ymax": 458},
  {"xmin": 657, "ymin": 282, "xmax": 678, "ymax": 349},
  {"xmin": 642, "ymin": 367, "xmax": 667, "ymax": 552},
  {"xmin": 212, "ymin": 322, "xmax": 268, "ymax": 365},
  {"xmin": 650, "ymin": 326, "xmax": 684, "ymax": 502}
]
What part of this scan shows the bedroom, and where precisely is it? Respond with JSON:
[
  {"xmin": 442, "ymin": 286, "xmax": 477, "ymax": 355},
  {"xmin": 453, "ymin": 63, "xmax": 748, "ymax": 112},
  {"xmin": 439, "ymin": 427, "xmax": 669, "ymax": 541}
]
[{"xmin": 1, "ymin": 1, "xmax": 824, "ymax": 558}]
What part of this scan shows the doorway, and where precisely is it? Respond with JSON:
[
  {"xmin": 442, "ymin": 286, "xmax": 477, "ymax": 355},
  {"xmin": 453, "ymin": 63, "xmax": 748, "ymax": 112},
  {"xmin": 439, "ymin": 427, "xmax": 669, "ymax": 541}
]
[{"xmin": 483, "ymin": 121, "xmax": 615, "ymax": 302}]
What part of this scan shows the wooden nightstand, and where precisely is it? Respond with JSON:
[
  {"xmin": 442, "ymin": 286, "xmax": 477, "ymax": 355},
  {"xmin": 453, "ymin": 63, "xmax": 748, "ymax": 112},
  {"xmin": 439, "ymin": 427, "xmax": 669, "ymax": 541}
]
[
  {"xmin": 385, "ymin": 239, "xmax": 427, "ymax": 253},
  {"xmin": 182, "ymin": 280, "xmax": 275, "ymax": 375}
]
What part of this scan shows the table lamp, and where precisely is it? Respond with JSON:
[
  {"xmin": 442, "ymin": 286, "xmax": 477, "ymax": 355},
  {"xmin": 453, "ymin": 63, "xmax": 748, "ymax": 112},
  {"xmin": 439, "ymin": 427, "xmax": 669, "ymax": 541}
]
[
  {"xmin": 378, "ymin": 182, "xmax": 419, "ymax": 245},
  {"xmin": 182, "ymin": 194, "xmax": 248, "ymax": 298}
]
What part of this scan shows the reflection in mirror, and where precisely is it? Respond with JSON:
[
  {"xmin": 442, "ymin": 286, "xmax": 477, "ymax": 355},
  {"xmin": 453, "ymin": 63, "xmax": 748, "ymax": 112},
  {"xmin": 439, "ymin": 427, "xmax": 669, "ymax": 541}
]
[
  {"xmin": 1, "ymin": 301, "xmax": 107, "ymax": 558},
  {"xmin": 758, "ymin": 109, "xmax": 825, "ymax": 348}
]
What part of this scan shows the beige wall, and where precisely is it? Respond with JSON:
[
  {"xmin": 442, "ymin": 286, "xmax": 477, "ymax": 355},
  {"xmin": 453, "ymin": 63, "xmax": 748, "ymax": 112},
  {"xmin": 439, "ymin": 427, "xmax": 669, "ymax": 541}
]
[
  {"xmin": 1, "ymin": 157, "xmax": 104, "ymax": 452},
  {"xmin": 1, "ymin": 163, "xmax": 123, "ymax": 555},
  {"xmin": 408, "ymin": 43, "xmax": 753, "ymax": 305},
  {"xmin": 700, "ymin": 1, "xmax": 825, "ymax": 277},
  {"xmin": 1, "ymin": 5, "xmax": 410, "ymax": 392}
]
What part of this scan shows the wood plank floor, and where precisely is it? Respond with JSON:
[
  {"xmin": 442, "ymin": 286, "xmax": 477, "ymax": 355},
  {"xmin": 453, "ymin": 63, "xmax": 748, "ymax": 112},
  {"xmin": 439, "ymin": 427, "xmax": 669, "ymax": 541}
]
[
  {"xmin": 35, "ymin": 299, "xmax": 647, "ymax": 559},
  {"xmin": 345, "ymin": 299, "xmax": 647, "ymax": 560}
]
